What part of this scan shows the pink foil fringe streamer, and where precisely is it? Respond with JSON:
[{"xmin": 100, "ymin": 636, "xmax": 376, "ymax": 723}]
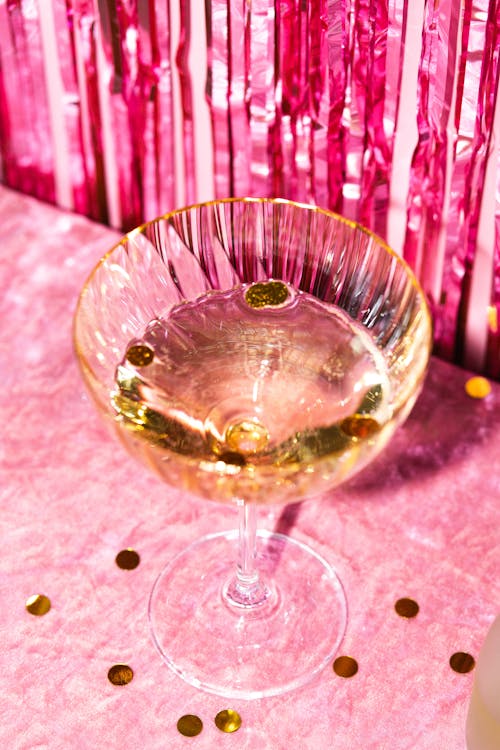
[{"xmin": 0, "ymin": 0, "xmax": 499, "ymax": 378}]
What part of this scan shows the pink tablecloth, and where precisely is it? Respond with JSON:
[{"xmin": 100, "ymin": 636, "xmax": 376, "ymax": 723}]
[{"xmin": 1, "ymin": 185, "xmax": 499, "ymax": 750}]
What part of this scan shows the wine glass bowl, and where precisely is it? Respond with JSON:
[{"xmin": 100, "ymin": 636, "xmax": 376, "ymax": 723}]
[
  {"xmin": 74, "ymin": 198, "xmax": 432, "ymax": 698},
  {"xmin": 75, "ymin": 199, "xmax": 431, "ymax": 504}
]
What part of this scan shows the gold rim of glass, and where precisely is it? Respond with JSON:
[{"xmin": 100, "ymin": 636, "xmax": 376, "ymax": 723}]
[{"xmin": 73, "ymin": 196, "xmax": 433, "ymax": 378}]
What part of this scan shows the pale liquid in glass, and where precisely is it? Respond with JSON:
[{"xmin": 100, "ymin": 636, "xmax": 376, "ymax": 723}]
[{"xmin": 111, "ymin": 282, "xmax": 396, "ymax": 504}]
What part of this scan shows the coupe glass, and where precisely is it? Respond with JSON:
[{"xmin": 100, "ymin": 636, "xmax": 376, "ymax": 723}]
[{"xmin": 73, "ymin": 198, "xmax": 432, "ymax": 699}]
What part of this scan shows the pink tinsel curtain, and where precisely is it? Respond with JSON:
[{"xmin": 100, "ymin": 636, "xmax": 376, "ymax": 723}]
[{"xmin": 0, "ymin": 0, "xmax": 499, "ymax": 378}]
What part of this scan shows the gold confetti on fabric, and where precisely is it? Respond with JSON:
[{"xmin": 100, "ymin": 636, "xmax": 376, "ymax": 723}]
[
  {"xmin": 115, "ymin": 548, "xmax": 141, "ymax": 570},
  {"xmin": 214, "ymin": 709, "xmax": 242, "ymax": 733},
  {"xmin": 333, "ymin": 655, "xmax": 358, "ymax": 678},
  {"xmin": 244, "ymin": 280, "xmax": 289, "ymax": 308},
  {"xmin": 465, "ymin": 376, "xmax": 491, "ymax": 399},
  {"xmin": 177, "ymin": 714, "xmax": 203, "ymax": 737},
  {"xmin": 395, "ymin": 597, "xmax": 420, "ymax": 618},
  {"xmin": 126, "ymin": 343, "xmax": 154, "ymax": 367},
  {"xmin": 449, "ymin": 652, "xmax": 475, "ymax": 674},
  {"xmin": 26, "ymin": 594, "xmax": 51, "ymax": 616},
  {"xmin": 108, "ymin": 664, "xmax": 134, "ymax": 685}
]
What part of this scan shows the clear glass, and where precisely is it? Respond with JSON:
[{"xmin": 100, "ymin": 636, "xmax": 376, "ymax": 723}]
[
  {"xmin": 466, "ymin": 615, "xmax": 500, "ymax": 749},
  {"xmin": 73, "ymin": 198, "xmax": 432, "ymax": 698}
]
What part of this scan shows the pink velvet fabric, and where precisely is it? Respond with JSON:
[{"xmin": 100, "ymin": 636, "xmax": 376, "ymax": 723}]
[{"xmin": 0, "ymin": 185, "xmax": 499, "ymax": 749}]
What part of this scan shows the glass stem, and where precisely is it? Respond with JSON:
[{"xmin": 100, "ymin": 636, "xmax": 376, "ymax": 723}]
[
  {"xmin": 236, "ymin": 499, "xmax": 259, "ymax": 588},
  {"xmin": 223, "ymin": 499, "xmax": 271, "ymax": 609}
]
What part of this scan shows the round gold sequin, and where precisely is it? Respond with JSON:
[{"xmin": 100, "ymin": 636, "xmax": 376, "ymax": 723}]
[
  {"xmin": 177, "ymin": 715, "xmax": 203, "ymax": 737},
  {"xmin": 333, "ymin": 655, "xmax": 358, "ymax": 678},
  {"xmin": 465, "ymin": 376, "xmax": 491, "ymax": 399},
  {"xmin": 26, "ymin": 594, "xmax": 51, "ymax": 616},
  {"xmin": 395, "ymin": 597, "xmax": 420, "ymax": 618},
  {"xmin": 115, "ymin": 548, "xmax": 141, "ymax": 570},
  {"xmin": 126, "ymin": 344, "xmax": 154, "ymax": 367},
  {"xmin": 449, "ymin": 652, "xmax": 475, "ymax": 674},
  {"xmin": 244, "ymin": 280, "xmax": 289, "ymax": 308},
  {"xmin": 214, "ymin": 709, "xmax": 242, "ymax": 733},
  {"xmin": 340, "ymin": 414, "xmax": 380, "ymax": 439},
  {"xmin": 107, "ymin": 664, "xmax": 134, "ymax": 685}
]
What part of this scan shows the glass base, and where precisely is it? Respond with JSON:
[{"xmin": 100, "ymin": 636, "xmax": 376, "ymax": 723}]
[{"xmin": 148, "ymin": 529, "xmax": 347, "ymax": 699}]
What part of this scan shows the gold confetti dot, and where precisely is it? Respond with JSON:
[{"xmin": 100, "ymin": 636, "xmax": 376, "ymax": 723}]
[
  {"xmin": 108, "ymin": 664, "xmax": 134, "ymax": 685},
  {"xmin": 26, "ymin": 594, "xmax": 51, "ymax": 616},
  {"xmin": 465, "ymin": 376, "xmax": 491, "ymax": 399},
  {"xmin": 225, "ymin": 418, "xmax": 269, "ymax": 454},
  {"xmin": 450, "ymin": 652, "xmax": 475, "ymax": 674},
  {"xmin": 340, "ymin": 414, "xmax": 380, "ymax": 439},
  {"xmin": 214, "ymin": 709, "xmax": 242, "ymax": 733},
  {"xmin": 126, "ymin": 344, "xmax": 154, "ymax": 367},
  {"xmin": 395, "ymin": 597, "xmax": 419, "ymax": 618},
  {"xmin": 115, "ymin": 548, "xmax": 141, "ymax": 570},
  {"xmin": 177, "ymin": 715, "xmax": 203, "ymax": 737},
  {"xmin": 333, "ymin": 655, "xmax": 358, "ymax": 678},
  {"xmin": 245, "ymin": 281, "xmax": 289, "ymax": 308}
]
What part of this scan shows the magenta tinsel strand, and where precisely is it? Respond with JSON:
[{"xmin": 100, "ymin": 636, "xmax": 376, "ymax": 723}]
[
  {"xmin": 221, "ymin": 0, "xmax": 236, "ymax": 196},
  {"xmin": 56, "ymin": 0, "xmax": 90, "ymax": 215},
  {"xmin": 405, "ymin": 0, "xmax": 442, "ymax": 275},
  {"xmin": 271, "ymin": 0, "xmax": 285, "ymax": 196},
  {"xmin": 469, "ymin": 1, "xmax": 500, "ymax": 374},
  {"xmin": 176, "ymin": 0, "xmax": 197, "ymax": 204},
  {"xmin": 339, "ymin": 0, "xmax": 365, "ymax": 221},
  {"xmin": 358, "ymin": 0, "xmax": 390, "ymax": 236},
  {"xmin": 405, "ymin": 0, "xmax": 463, "ymax": 366},
  {"xmin": 136, "ymin": 1, "xmax": 157, "ymax": 219},
  {"xmin": 435, "ymin": 0, "xmax": 475, "ymax": 361},
  {"xmin": 463, "ymin": 0, "xmax": 500, "ymax": 267},
  {"xmin": 232, "ymin": 0, "xmax": 253, "ymax": 197},
  {"xmin": 132, "ymin": 0, "xmax": 176, "ymax": 221},
  {"xmin": 70, "ymin": 1, "xmax": 109, "ymax": 223},
  {"xmin": 426, "ymin": 0, "xmax": 464, "ymax": 308},
  {"xmin": 0, "ymin": 1, "xmax": 498, "ymax": 376},
  {"xmin": 0, "ymin": 6, "xmax": 15, "ymax": 186},
  {"xmin": 306, "ymin": 0, "xmax": 329, "ymax": 208},
  {"xmin": 206, "ymin": 0, "xmax": 231, "ymax": 196},
  {"xmin": 246, "ymin": 0, "xmax": 277, "ymax": 196},
  {"xmin": 491, "ymin": 89, "xmax": 500, "ymax": 376},
  {"xmin": 18, "ymin": 3, "xmax": 55, "ymax": 202},
  {"xmin": 326, "ymin": 0, "xmax": 348, "ymax": 213},
  {"xmin": 2, "ymin": 1, "xmax": 55, "ymax": 202},
  {"xmin": 279, "ymin": 0, "xmax": 309, "ymax": 200},
  {"xmin": 147, "ymin": 0, "xmax": 176, "ymax": 218},
  {"xmin": 63, "ymin": 0, "xmax": 106, "ymax": 215},
  {"xmin": 308, "ymin": 0, "xmax": 328, "ymax": 121},
  {"xmin": 449, "ymin": 0, "xmax": 499, "ymax": 367},
  {"xmin": 384, "ymin": 0, "xmax": 405, "ymax": 138},
  {"xmin": 112, "ymin": 1, "xmax": 146, "ymax": 228}
]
